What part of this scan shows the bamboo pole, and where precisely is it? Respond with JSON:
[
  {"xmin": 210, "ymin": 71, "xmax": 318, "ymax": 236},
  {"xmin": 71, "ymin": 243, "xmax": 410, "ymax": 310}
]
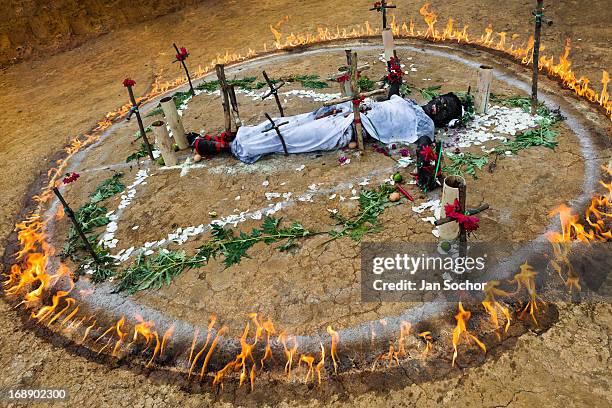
[
  {"xmin": 160, "ymin": 96, "xmax": 189, "ymax": 150},
  {"xmin": 438, "ymin": 175, "xmax": 464, "ymax": 241},
  {"xmin": 382, "ymin": 28, "xmax": 395, "ymax": 62},
  {"xmin": 474, "ymin": 65, "xmax": 493, "ymax": 114},
  {"xmin": 151, "ymin": 120, "xmax": 177, "ymax": 166}
]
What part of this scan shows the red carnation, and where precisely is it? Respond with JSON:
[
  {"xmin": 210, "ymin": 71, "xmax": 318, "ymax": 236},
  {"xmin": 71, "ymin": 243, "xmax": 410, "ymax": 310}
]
[
  {"xmin": 444, "ymin": 198, "xmax": 480, "ymax": 232},
  {"xmin": 175, "ymin": 47, "xmax": 189, "ymax": 62},
  {"xmin": 62, "ymin": 172, "xmax": 80, "ymax": 185},
  {"xmin": 420, "ymin": 145, "xmax": 438, "ymax": 162},
  {"xmin": 352, "ymin": 95, "xmax": 366, "ymax": 106},
  {"xmin": 387, "ymin": 57, "xmax": 403, "ymax": 84},
  {"xmin": 123, "ymin": 78, "xmax": 136, "ymax": 87},
  {"xmin": 337, "ymin": 73, "xmax": 350, "ymax": 83}
]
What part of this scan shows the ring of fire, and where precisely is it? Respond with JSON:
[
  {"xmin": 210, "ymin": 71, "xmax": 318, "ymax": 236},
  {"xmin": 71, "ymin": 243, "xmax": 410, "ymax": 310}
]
[{"xmin": 3, "ymin": 4, "xmax": 611, "ymax": 398}]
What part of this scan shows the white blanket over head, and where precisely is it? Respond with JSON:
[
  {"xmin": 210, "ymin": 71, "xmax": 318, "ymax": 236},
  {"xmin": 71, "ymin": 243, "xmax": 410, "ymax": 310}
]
[{"xmin": 231, "ymin": 95, "xmax": 434, "ymax": 163}]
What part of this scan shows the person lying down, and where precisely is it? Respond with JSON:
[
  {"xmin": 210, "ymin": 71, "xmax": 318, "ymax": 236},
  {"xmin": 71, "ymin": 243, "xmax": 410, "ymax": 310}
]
[{"xmin": 187, "ymin": 93, "xmax": 462, "ymax": 163}]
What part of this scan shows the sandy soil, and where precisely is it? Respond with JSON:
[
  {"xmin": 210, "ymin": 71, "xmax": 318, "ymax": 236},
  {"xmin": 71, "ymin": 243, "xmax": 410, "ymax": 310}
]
[{"xmin": 1, "ymin": 1, "xmax": 611, "ymax": 407}]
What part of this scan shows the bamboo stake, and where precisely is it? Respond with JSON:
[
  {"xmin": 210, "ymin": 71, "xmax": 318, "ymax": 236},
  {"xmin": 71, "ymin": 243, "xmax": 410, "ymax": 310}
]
[
  {"xmin": 475, "ymin": 65, "xmax": 493, "ymax": 114},
  {"xmin": 151, "ymin": 120, "xmax": 177, "ymax": 166},
  {"xmin": 382, "ymin": 28, "xmax": 395, "ymax": 62},
  {"xmin": 160, "ymin": 96, "xmax": 189, "ymax": 150}
]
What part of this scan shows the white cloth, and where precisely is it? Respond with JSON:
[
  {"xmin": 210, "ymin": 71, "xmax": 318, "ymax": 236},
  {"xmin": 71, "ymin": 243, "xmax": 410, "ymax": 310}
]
[{"xmin": 231, "ymin": 95, "xmax": 434, "ymax": 163}]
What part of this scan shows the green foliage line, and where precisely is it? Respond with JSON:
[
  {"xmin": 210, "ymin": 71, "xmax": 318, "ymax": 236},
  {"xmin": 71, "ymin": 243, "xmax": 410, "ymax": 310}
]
[{"xmin": 61, "ymin": 173, "xmax": 125, "ymax": 261}]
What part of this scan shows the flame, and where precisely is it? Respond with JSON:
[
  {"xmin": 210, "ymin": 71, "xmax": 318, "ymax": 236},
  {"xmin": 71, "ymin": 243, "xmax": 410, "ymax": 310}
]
[
  {"xmin": 131, "ymin": 314, "xmax": 156, "ymax": 350},
  {"xmin": 509, "ymin": 262, "xmax": 542, "ymax": 326},
  {"xmin": 315, "ymin": 343, "xmax": 326, "ymax": 385},
  {"xmin": 4, "ymin": 1, "xmax": 611, "ymax": 389},
  {"xmin": 188, "ymin": 314, "xmax": 216, "ymax": 378},
  {"xmin": 326, "ymin": 325, "xmax": 340, "ymax": 374},
  {"xmin": 418, "ymin": 331, "xmax": 433, "ymax": 355},
  {"xmin": 451, "ymin": 302, "xmax": 487, "ymax": 367},
  {"xmin": 481, "ymin": 280, "xmax": 512, "ymax": 334},
  {"xmin": 279, "ymin": 332, "xmax": 298, "ymax": 378},
  {"xmin": 372, "ymin": 321, "xmax": 411, "ymax": 369},
  {"xmin": 298, "ymin": 354, "xmax": 315, "ymax": 383}
]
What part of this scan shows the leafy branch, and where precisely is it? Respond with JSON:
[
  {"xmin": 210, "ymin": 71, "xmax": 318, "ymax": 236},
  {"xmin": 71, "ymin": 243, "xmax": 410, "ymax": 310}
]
[
  {"xmin": 399, "ymin": 83, "xmax": 442, "ymax": 100},
  {"xmin": 146, "ymin": 91, "xmax": 192, "ymax": 117},
  {"xmin": 61, "ymin": 173, "xmax": 125, "ymax": 260},
  {"xmin": 443, "ymin": 153, "xmax": 489, "ymax": 178},
  {"xmin": 328, "ymin": 184, "xmax": 398, "ymax": 241},
  {"xmin": 358, "ymin": 75, "xmax": 376, "ymax": 92},
  {"xmin": 115, "ymin": 216, "xmax": 319, "ymax": 293}
]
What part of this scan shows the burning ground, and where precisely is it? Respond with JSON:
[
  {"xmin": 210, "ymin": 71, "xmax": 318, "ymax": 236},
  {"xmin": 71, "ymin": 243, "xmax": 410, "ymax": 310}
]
[{"xmin": 1, "ymin": 0, "xmax": 612, "ymax": 403}]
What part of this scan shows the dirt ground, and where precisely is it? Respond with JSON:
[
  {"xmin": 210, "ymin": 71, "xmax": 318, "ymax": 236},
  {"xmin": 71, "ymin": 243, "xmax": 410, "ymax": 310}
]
[
  {"xmin": 54, "ymin": 48, "xmax": 586, "ymax": 338},
  {"xmin": 1, "ymin": 1, "xmax": 611, "ymax": 407}
]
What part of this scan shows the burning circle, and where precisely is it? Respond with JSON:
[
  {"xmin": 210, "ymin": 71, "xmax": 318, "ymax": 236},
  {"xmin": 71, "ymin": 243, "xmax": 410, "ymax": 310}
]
[{"xmin": 2, "ymin": 21, "xmax": 610, "ymax": 398}]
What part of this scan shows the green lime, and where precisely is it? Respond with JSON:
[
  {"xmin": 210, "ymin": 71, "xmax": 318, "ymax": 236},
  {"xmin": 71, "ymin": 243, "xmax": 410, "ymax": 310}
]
[
  {"xmin": 440, "ymin": 241, "xmax": 451, "ymax": 252},
  {"xmin": 392, "ymin": 172, "xmax": 403, "ymax": 183},
  {"xmin": 157, "ymin": 157, "xmax": 165, "ymax": 166}
]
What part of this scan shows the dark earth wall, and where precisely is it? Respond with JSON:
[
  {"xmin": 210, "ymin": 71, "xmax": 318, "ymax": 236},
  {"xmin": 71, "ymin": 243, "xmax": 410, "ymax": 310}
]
[{"xmin": 0, "ymin": 0, "xmax": 204, "ymax": 66}]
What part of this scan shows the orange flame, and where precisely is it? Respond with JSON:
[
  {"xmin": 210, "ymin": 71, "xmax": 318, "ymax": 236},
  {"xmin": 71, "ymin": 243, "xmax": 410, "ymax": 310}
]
[
  {"xmin": 278, "ymin": 332, "xmax": 298, "ymax": 378},
  {"xmin": 509, "ymin": 262, "xmax": 543, "ymax": 326},
  {"xmin": 481, "ymin": 280, "xmax": 512, "ymax": 334},
  {"xmin": 418, "ymin": 331, "xmax": 433, "ymax": 355},
  {"xmin": 315, "ymin": 343, "xmax": 326, "ymax": 385},
  {"xmin": 451, "ymin": 302, "xmax": 487, "ymax": 367},
  {"xmin": 326, "ymin": 325, "xmax": 339, "ymax": 375}
]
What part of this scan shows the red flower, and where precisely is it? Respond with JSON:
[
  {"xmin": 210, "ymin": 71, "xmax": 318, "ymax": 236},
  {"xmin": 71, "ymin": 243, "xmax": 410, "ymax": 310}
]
[
  {"xmin": 175, "ymin": 47, "xmax": 189, "ymax": 61},
  {"xmin": 444, "ymin": 199, "xmax": 480, "ymax": 232},
  {"xmin": 444, "ymin": 198, "xmax": 460, "ymax": 217},
  {"xmin": 62, "ymin": 172, "xmax": 80, "ymax": 185},
  {"xmin": 123, "ymin": 78, "xmax": 136, "ymax": 87},
  {"xmin": 337, "ymin": 73, "xmax": 350, "ymax": 83},
  {"xmin": 373, "ymin": 1, "xmax": 382, "ymax": 9},
  {"xmin": 352, "ymin": 95, "xmax": 365, "ymax": 106},
  {"xmin": 387, "ymin": 56, "xmax": 403, "ymax": 84},
  {"xmin": 420, "ymin": 145, "xmax": 438, "ymax": 162}
]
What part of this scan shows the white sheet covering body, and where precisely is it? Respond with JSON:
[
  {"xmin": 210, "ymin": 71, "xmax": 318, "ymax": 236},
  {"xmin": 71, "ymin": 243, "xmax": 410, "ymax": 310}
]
[{"xmin": 231, "ymin": 95, "xmax": 434, "ymax": 163}]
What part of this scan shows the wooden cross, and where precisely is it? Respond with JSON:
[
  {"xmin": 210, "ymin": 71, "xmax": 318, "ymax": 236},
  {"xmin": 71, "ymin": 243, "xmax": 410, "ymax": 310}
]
[
  {"xmin": 263, "ymin": 113, "xmax": 289, "ymax": 155},
  {"xmin": 370, "ymin": 0, "xmax": 397, "ymax": 30},
  {"xmin": 434, "ymin": 179, "xmax": 490, "ymax": 245},
  {"xmin": 328, "ymin": 51, "xmax": 370, "ymax": 97},
  {"xmin": 261, "ymin": 70, "xmax": 286, "ymax": 117},
  {"xmin": 215, "ymin": 64, "xmax": 242, "ymax": 134},
  {"xmin": 227, "ymin": 84, "xmax": 242, "ymax": 128},
  {"xmin": 530, "ymin": 0, "xmax": 553, "ymax": 114},
  {"xmin": 324, "ymin": 51, "xmax": 385, "ymax": 151},
  {"xmin": 124, "ymin": 84, "xmax": 155, "ymax": 161}
]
